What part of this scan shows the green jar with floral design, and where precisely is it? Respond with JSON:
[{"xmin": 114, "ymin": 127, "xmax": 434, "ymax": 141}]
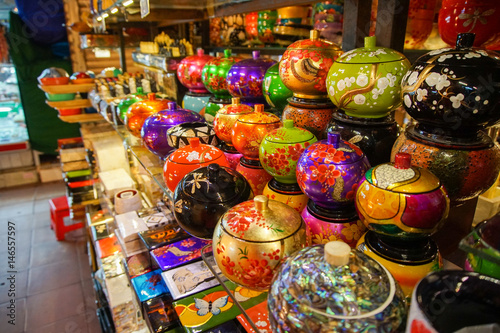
[
  {"xmin": 201, "ymin": 49, "xmax": 242, "ymax": 100},
  {"xmin": 326, "ymin": 36, "xmax": 411, "ymax": 118},
  {"xmin": 263, "ymin": 63, "xmax": 293, "ymax": 111}
]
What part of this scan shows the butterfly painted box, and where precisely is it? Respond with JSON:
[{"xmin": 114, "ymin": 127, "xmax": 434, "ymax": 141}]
[
  {"xmin": 236, "ymin": 300, "xmax": 271, "ymax": 333},
  {"xmin": 173, "ymin": 281, "xmax": 268, "ymax": 333},
  {"xmin": 143, "ymin": 295, "xmax": 179, "ymax": 333},
  {"xmin": 161, "ymin": 260, "xmax": 221, "ymax": 300},
  {"xmin": 131, "ymin": 269, "xmax": 170, "ymax": 302},
  {"xmin": 151, "ymin": 237, "xmax": 211, "ymax": 271},
  {"xmin": 139, "ymin": 223, "xmax": 190, "ymax": 250}
]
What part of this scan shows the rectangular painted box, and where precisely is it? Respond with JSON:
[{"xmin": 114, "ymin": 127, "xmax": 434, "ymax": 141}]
[{"xmin": 151, "ymin": 237, "xmax": 211, "ymax": 271}]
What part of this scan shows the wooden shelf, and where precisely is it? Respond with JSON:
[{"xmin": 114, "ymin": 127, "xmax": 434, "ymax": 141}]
[
  {"xmin": 46, "ymin": 99, "xmax": 92, "ymax": 109},
  {"xmin": 58, "ymin": 113, "xmax": 104, "ymax": 123},
  {"xmin": 39, "ymin": 84, "xmax": 95, "ymax": 94}
]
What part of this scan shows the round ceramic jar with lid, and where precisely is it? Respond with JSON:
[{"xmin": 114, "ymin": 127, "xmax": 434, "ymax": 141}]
[
  {"xmin": 226, "ymin": 50, "xmax": 276, "ymax": 105},
  {"xmin": 259, "ymin": 119, "xmax": 317, "ymax": 184},
  {"xmin": 173, "ymin": 163, "xmax": 253, "ymax": 239},
  {"xmin": 162, "ymin": 137, "xmax": 229, "ymax": 192},
  {"xmin": 263, "ymin": 62, "xmax": 293, "ymax": 111},
  {"xmin": 401, "ymin": 33, "xmax": 500, "ymax": 137},
  {"xmin": 125, "ymin": 93, "xmax": 172, "ymax": 138},
  {"xmin": 232, "ymin": 104, "xmax": 281, "ymax": 160},
  {"xmin": 201, "ymin": 49, "xmax": 242, "ymax": 100},
  {"xmin": 213, "ymin": 97, "xmax": 254, "ymax": 147},
  {"xmin": 279, "ymin": 29, "xmax": 342, "ymax": 100},
  {"xmin": 326, "ymin": 36, "xmax": 411, "ymax": 118},
  {"xmin": 116, "ymin": 87, "xmax": 147, "ymax": 125},
  {"xmin": 177, "ymin": 48, "xmax": 214, "ymax": 94},
  {"xmin": 268, "ymin": 241, "xmax": 407, "ymax": 332},
  {"xmin": 167, "ymin": 122, "xmax": 218, "ymax": 149},
  {"xmin": 356, "ymin": 152, "xmax": 450, "ymax": 239},
  {"xmin": 141, "ymin": 102, "xmax": 205, "ymax": 159},
  {"xmin": 212, "ymin": 195, "xmax": 306, "ymax": 291},
  {"xmin": 296, "ymin": 132, "xmax": 370, "ymax": 208}
]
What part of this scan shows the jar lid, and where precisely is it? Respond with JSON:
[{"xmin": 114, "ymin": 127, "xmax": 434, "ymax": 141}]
[
  {"xmin": 230, "ymin": 50, "xmax": 276, "ymax": 69},
  {"xmin": 167, "ymin": 137, "xmax": 225, "ymax": 164},
  {"xmin": 411, "ymin": 33, "xmax": 500, "ymax": 68},
  {"xmin": 336, "ymin": 36, "xmax": 407, "ymax": 64},
  {"xmin": 286, "ymin": 30, "xmax": 341, "ymax": 52},
  {"xmin": 304, "ymin": 132, "xmax": 365, "ymax": 165},
  {"xmin": 365, "ymin": 152, "xmax": 442, "ymax": 193},
  {"xmin": 263, "ymin": 119, "xmax": 316, "ymax": 144},
  {"xmin": 237, "ymin": 104, "xmax": 281, "ymax": 125},
  {"xmin": 177, "ymin": 163, "xmax": 251, "ymax": 203},
  {"xmin": 273, "ymin": 241, "xmax": 397, "ymax": 317},
  {"xmin": 220, "ymin": 195, "xmax": 303, "ymax": 242},
  {"xmin": 154, "ymin": 102, "xmax": 205, "ymax": 125},
  {"xmin": 219, "ymin": 97, "xmax": 254, "ymax": 115}
]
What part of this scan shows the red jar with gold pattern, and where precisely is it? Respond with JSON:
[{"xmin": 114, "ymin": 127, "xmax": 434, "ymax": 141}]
[{"xmin": 177, "ymin": 49, "xmax": 214, "ymax": 94}]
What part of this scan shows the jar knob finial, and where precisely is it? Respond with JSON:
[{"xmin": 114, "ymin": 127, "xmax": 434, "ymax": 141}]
[
  {"xmin": 364, "ymin": 36, "xmax": 376, "ymax": 48},
  {"xmin": 394, "ymin": 152, "xmax": 412, "ymax": 169},
  {"xmin": 254, "ymin": 195, "xmax": 269, "ymax": 212},
  {"xmin": 310, "ymin": 30, "xmax": 320, "ymax": 40},
  {"xmin": 188, "ymin": 137, "xmax": 200, "ymax": 148},
  {"xmin": 327, "ymin": 132, "xmax": 340, "ymax": 148},
  {"xmin": 224, "ymin": 49, "xmax": 232, "ymax": 58},
  {"xmin": 207, "ymin": 163, "xmax": 219, "ymax": 183},
  {"xmin": 197, "ymin": 48, "xmax": 204, "ymax": 57},
  {"xmin": 167, "ymin": 101, "xmax": 177, "ymax": 110},
  {"xmin": 148, "ymin": 93, "xmax": 156, "ymax": 101},
  {"xmin": 252, "ymin": 50, "xmax": 260, "ymax": 59},
  {"xmin": 232, "ymin": 97, "xmax": 240, "ymax": 105},
  {"xmin": 456, "ymin": 33, "xmax": 475, "ymax": 50},
  {"xmin": 254, "ymin": 104, "xmax": 264, "ymax": 113},
  {"xmin": 324, "ymin": 241, "xmax": 351, "ymax": 266},
  {"xmin": 284, "ymin": 119, "xmax": 294, "ymax": 129}
]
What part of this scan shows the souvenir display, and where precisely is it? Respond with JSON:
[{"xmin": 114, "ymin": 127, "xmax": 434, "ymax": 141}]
[
  {"xmin": 163, "ymin": 137, "xmax": 230, "ymax": 192},
  {"xmin": 226, "ymin": 50, "xmax": 276, "ymax": 106},
  {"xmin": 177, "ymin": 48, "xmax": 214, "ymax": 94},
  {"xmin": 297, "ymin": 132, "xmax": 370, "ymax": 209},
  {"xmin": 262, "ymin": 179, "xmax": 308, "ymax": 213},
  {"xmin": 302, "ymin": 200, "xmax": 365, "ymax": 248},
  {"xmin": 438, "ymin": 0, "xmax": 500, "ymax": 49},
  {"xmin": 282, "ymin": 97, "xmax": 335, "ymax": 140},
  {"xmin": 151, "ymin": 237, "xmax": 211, "ymax": 271},
  {"xmin": 139, "ymin": 224, "xmax": 190, "ymax": 250},
  {"xmin": 459, "ymin": 213, "xmax": 500, "ymax": 279},
  {"xmin": 70, "ymin": 71, "xmax": 94, "ymax": 84},
  {"xmin": 213, "ymin": 97, "xmax": 253, "ymax": 149},
  {"xmin": 173, "ymin": 281, "xmax": 268, "ymax": 333},
  {"xmin": 263, "ymin": 63, "xmax": 293, "ymax": 112},
  {"xmin": 143, "ymin": 295, "xmax": 179, "ymax": 333},
  {"xmin": 218, "ymin": 14, "xmax": 247, "ymax": 46},
  {"xmin": 37, "ymin": 67, "xmax": 69, "ymax": 85},
  {"xmin": 280, "ymin": 29, "xmax": 342, "ymax": 100},
  {"xmin": 167, "ymin": 122, "xmax": 218, "ymax": 149},
  {"xmin": 125, "ymin": 93, "xmax": 172, "ymax": 138},
  {"xmin": 213, "ymin": 195, "xmax": 307, "ymax": 291},
  {"xmin": 141, "ymin": 102, "xmax": 205, "ymax": 159},
  {"xmin": 201, "ymin": 49, "xmax": 242, "ymax": 100},
  {"xmin": 257, "ymin": 10, "xmax": 277, "ymax": 44},
  {"xmin": 356, "ymin": 152, "xmax": 449, "ymax": 239},
  {"xmin": 101, "ymin": 252, "xmax": 125, "ymax": 278},
  {"xmin": 131, "ymin": 269, "xmax": 169, "ymax": 302},
  {"xmin": 268, "ymin": 241, "xmax": 407, "ymax": 332},
  {"xmin": 245, "ymin": 12, "xmax": 259, "ymax": 41},
  {"xmin": 173, "ymin": 164, "xmax": 253, "ymax": 239},
  {"xmin": 161, "ymin": 260, "xmax": 220, "ymax": 300},
  {"xmin": 407, "ymin": 271, "xmax": 500, "ymax": 333},
  {"xmin": 326, "ymin": 36, "xmax": 411, "ymax": 118},
  {"xmin": 312, "ymin": 1, "xmax": 344, "ymax": 44},
  {"xmin": 116, "ymin": 87, "xmax": 147, "ymax": 125},
  {"xmin": 260, "ymin": 119, "xmax": 317, "ymax": 184}
]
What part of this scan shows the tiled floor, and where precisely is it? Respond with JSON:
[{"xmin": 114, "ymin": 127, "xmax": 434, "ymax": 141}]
[{"xmin": 0, "ymin": 181, "xmax": 101, "ymax": 333}]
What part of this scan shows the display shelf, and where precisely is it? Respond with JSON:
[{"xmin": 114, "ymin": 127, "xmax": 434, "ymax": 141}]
[
  {"xmin": 38, "ymin": 83, "xmax": 95, "ymax": 94},
  {"xmin": 58, "ymin": 113, "xmax": 105, "ymax": 123},
  {"xmin": 46, "ymin": 99, "xmax": 92, "ymax": 109}
]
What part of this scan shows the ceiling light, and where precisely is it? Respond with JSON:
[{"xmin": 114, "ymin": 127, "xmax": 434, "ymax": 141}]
[
  {"xmin": 123, "ymin": 0, "xmax": 133, "ymax": 6},
  {"xmin": 111, "ymin": 7, "xmax": 118, "ymax": 13},
  {"xmin": 102, "ymin": 13, "xmax": 109, "ymax": 18}
]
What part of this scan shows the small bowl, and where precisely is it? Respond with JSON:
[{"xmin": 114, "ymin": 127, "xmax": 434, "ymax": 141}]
[
  {"xmin": 71, "ymin": 78, "xmax": 94, "ymax": 84},
  {"xmin": 39, "ymin": 77, "xmax": 70, "ymax": 86},
  {"xmin": 58, "ymin": 108, "xmax": 82, "ymax": 116},
  {"xmin": 45, "ymin": 92, "xmax": 76, "ymax": 101}
]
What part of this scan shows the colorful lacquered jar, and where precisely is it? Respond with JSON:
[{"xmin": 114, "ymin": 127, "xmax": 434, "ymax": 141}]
[
  {"xmin": 203, "ymin": 97, "xmax": 231, "ymax": 124},
  {"xmin": 262, "ymin": 179, "xmax": 308, "ymax": 213},
  {"xmin": 259, "ymin": 119, "xmax": 317, "ymax": 184},
  {"xmin": 116, "ymin": 87, "xmax": 147, "ymax": 125},
  {"xmin": 357, "ymin": 231, "xmax": 442, "ymax": 301},
  {"xmin": 232, "ymin": 104, "xmax": 281, "ymax": 160},
  {"xmin": 268, "ymin": 241, "xmax": 407, "ymax": 332},
  {"xmin": 302, "ymin": 201, "xmax": 365, "ymax": 248},
  {"xmin": 141, "ymin": 102, "xmax": 205, "ymax": 159},
  {"xmin": 355, "ymin": 152, "xmax": 449, "ymax": 239},
  {"xmin": 279, "ymin": 30, "xmax": 342, "ymax": 100},
  {"xmin": 438, "ymin": 0, "xmax": 500, "ymax": 49},
  {"xmin": 296, "ymin": 132, "xmax": 370, "ymax": 208},
  {"xmin": 392, "ymin": 127, "xmax": 500, "ymax": 202},
  {"xmin": 401, "ymin": 33, "xmax": 500, "ymax": 137},
  {"xmin": 173, "ymin": 163, "xmax": 253, "ymax": 239},
  {"xmin": 125, "ymin": 93, "xmax": 172, "ymax": 138},
  {"xmin": 167, "ymin": 122, "xmax": 218, "ymax": 149},
  {"xmin": 201, "ymin": 49, "xmax": 242, "ymax": 100},
  {"xmin": 177, "ymin": 48, "xmax": 214, "ymax": 94},
  {"xmin": 213, "ymin": 195, "xmax": 307, "ymax": 291},
  {"xmin": 326, "ymin": 36, "xmax": 411, "ymax": 118},
  {"xmin": 162, "ymin": 137, "xmax": 229, "ymax": 192},
  {"xmin": 263, "ymin": 63, "xmax": 293, "ymax": 111},
  {"xmin": 213, "ymin": 97, "xmax": 253, "ymax": 147},
  {"xmin": 282, "ymin": 97, "xmax": 335, "ymax": 140},
  {"xmin": 226, "ymin": 50, "xmax": 276, "ymax": 105}
]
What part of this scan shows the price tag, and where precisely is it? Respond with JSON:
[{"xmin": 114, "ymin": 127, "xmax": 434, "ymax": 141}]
[
  {"xmin": 94, "ymin": 48, "xmax": 111, "ymax": 58},
  {"xmin": 140, "ymin": 0, "xmax": 150, "ymax": 18}
]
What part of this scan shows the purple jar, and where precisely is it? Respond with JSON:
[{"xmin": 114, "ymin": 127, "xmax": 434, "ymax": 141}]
[
  {"xmin": 226, "ymin": 50, "xmax": 276, "ymax": 106},
  {"xmin": 296, "ymin": 132, "xmax": 370, "ymax": 208},
  {"xmin": 141, "ymin": 102, "xmax": 205, "ymax": 159}
]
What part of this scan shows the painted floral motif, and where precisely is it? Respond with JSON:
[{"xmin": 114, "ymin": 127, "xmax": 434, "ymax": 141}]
[
  {"xmin": 228, "ymin": 75, "xmax": 263, "ymax": 97},
  {"xmin": 261, "ymin": 142, "xmax": 310, "ymax": 177},
  {"xmin": 341, "ymin": 220, "xmax": 365, "ymax": 242},
  {"xmin": 225, "ymin": 202, "xmax": 262, "ymax": 236},
  {"xmin": 310, "ymin": 143, "xmax": 346, "ymax": 164},
  {"xmin": 309, "ymin": 163, "xmax": 342, "ymax": 191},
  {"xmin": 458, "ymin": 8, "xmax": 495, "ymax": 33}
]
